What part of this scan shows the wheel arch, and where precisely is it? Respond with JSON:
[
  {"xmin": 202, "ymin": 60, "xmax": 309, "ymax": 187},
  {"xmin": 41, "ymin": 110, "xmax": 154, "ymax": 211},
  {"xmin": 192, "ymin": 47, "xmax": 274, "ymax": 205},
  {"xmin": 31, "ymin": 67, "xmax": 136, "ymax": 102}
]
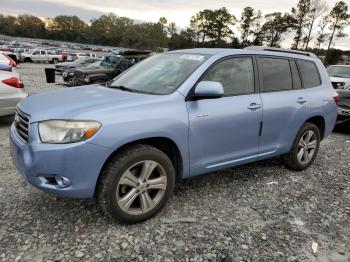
[
  {"xmin": 94, "ymin": 136, "xmax": 184, "ymax": 196},
  {"xmin": 305, "ymin": 115, "xmax": 325, "ymax": 140}
]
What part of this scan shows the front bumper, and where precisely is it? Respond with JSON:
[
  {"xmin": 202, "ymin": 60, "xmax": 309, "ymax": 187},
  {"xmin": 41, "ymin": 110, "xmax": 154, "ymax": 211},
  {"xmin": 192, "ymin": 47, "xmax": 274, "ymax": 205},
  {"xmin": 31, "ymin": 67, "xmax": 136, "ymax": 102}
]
[{"xmin": 10, "ymin": 123, "xmax": 112, "ymax": 198}]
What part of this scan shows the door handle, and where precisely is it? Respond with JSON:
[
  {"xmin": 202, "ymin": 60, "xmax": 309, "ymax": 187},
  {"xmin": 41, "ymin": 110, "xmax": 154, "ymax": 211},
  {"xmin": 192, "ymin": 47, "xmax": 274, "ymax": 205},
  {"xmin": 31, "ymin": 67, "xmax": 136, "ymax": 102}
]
[
  {"xmin": 297, "ymin": 97, "xmax": 307, "ymax": 104},
  {"xmin": 247, "ymin": 103, "xmax": 262, "ymax": 110}
]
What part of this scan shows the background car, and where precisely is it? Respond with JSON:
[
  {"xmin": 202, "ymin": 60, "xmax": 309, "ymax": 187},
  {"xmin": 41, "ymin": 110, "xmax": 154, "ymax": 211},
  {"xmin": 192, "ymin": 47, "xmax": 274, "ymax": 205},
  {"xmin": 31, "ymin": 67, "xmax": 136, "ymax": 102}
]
[
  {"xmin": 0, "ymin": 53, "xmax": 17, "ymax": 68},
  {"xmin": 72, "ymin": 50, "xmax": 151, "ymax": 85},
  {"xmin": 55, "ymin": 57, "xmax": 101, "ymax": 74},
  {"xmin": 327, "ymin": 65, "xmax": 350, "ymax": 127},
  {"xmin": 0, "ymin": 70, "xmax": 27, "ymax": 116},
  {"xmin": 62, "ymin": 60, "xmax": 102, "ymax": 84}
]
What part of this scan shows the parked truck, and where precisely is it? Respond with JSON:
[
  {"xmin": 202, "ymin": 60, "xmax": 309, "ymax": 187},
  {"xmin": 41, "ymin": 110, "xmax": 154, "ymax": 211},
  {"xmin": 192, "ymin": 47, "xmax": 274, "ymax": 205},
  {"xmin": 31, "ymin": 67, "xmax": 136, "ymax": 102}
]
[{"xmin": 20, "ymin": 49, "xmax": 64, "ymax": 64}]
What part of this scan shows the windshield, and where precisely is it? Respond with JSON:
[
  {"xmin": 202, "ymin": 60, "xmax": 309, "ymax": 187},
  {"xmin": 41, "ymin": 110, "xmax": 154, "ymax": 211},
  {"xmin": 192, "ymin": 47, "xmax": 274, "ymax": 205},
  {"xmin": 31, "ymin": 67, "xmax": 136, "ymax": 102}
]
[
  {"xmin": 75, "ymin": 58, "xmax": 87, "ymax": 64},
  {"xmin": 86, "ymin": 61, "xmax": 101, "ymax": 68},
  {"xmin": 110, "ymin": 53, "xmax": 209, "ymax": 95},
  {"xmin": 101, "ymin": 55, "xmax": 121, "ymax": 68},
  {"xmin": 327, "ymin": 66, "xmax": 350, "ymax": 78}
]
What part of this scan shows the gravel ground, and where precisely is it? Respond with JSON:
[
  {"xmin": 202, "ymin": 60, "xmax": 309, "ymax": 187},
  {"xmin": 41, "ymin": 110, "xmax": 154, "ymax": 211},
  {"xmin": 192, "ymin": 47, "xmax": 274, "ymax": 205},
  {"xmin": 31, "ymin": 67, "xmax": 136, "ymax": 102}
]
[{"xmin": 0, "ymin": 63, "xmax": 350, "ymax": 261}]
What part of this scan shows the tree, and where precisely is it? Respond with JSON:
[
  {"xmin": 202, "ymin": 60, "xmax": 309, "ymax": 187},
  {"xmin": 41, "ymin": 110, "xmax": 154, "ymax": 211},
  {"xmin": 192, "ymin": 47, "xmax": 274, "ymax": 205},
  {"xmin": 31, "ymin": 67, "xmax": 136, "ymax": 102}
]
[
  {"xmin": 158, "ymin": 17, "xmax": 168, "ymax": 32},
  {"xmin": 189, "ymin": 10, "xmax": 211, "ymax": 44},
  {"xmin": 0, "ymin": 15, "xmax": 17, "ymax": 36},
  {"xmin": 304, "ymin": 0, "xmax": 328, "ymax": 49},
  {"xmin": 260, "ymin": 12, "xmax": 297, "ymax": 47},
  {"xmin": 47, "ymin": 15, "xmax": 88, "ymax": 42},
  {"xmin": 315, "ymin": 17, "xmax": 329, "ymax": 49},
  {"xmin": 206, "ymin": 7, "xmax": 236, "ymax": 44},
  {"xmin": 325, "ymin": 1, "xmax": 350, "ymax": 58},
  {"xmin": 16, "ymin": 14, "xmax": 46, "ymax": 38},
  {"xmin": 167, "ymin": 22, "xmax": 177, "ymax": 37},
  {"xmin": 291, "ymin": 0, "xmax": 311, "ymax": 49},
  {"xmin": 168, "ymin": 29, "xmax": 195, "ymax": 50},
  {"xmin": 240, "ymin": 7, "xmax": 255, "ymax": 47},
  {"xmin": 251, "ymin": 10, "xmax": 264, "ymax": 45}
]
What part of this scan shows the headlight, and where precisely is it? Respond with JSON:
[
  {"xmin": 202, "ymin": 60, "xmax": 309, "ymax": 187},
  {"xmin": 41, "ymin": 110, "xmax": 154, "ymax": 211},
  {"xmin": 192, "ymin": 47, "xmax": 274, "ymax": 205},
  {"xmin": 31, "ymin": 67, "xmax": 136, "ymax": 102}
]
[
  {"xmin": 84, "ymin": 77, "xmax": 90, "ymax": 83},
  {"xmin": 38, "ymin": 120, "xmax": 101, "ymax": 144}
]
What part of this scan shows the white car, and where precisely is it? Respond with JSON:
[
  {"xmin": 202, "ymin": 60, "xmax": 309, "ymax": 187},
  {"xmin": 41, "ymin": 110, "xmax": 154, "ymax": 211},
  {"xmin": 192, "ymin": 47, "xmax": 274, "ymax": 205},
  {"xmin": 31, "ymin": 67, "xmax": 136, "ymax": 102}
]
[
  {"xmin": 327, "ymin": 65, "xmax": 350, "ymax": 89},
  {"xmin": 0, "ymin": 71, "xmax": 27, "ymax": 116},
  {"xmin": 0, "ymin": 53, "xmax": 16, "ymax": 68},
  {"xmin": 20, "ymin": 49, "xmax": 63, "ymax": 64}
]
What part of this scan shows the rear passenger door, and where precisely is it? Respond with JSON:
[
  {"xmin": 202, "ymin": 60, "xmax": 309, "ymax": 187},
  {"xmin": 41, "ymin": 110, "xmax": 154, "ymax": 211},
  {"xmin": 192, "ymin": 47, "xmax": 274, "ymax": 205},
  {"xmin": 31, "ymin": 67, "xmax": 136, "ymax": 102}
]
[{"xmin": 257, "ymin": 57, "xmax": 310, "ymax": 158}]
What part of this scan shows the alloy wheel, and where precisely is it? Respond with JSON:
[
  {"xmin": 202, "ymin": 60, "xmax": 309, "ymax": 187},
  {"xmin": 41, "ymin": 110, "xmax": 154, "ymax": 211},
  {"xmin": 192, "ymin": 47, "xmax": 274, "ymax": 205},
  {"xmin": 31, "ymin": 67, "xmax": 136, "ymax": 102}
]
[
  {"xmin": 297, "ymin": 130, "xmax": 317, "ymax": 165},
  {"xmin": 116, "ymin": 160, "xmax": 167, "ymax": 215}
]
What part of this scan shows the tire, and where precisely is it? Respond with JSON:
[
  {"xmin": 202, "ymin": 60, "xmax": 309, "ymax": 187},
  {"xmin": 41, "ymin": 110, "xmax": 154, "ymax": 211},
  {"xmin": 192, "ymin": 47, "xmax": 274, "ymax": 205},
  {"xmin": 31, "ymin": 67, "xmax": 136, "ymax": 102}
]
[
  {"xmin": 24, "ymin": 57, "xmax": 32, "ymax": 63},
  {"xmin": 96, "ymin": 145, "xmax": 175, "ymax": 224},
  {"xmin": 282, "ymin": 122, "xmax": 321, "ymax": 171},
  {"xmin": 52, "ymin": 58, "xmax": 59, "ymax": 64}
]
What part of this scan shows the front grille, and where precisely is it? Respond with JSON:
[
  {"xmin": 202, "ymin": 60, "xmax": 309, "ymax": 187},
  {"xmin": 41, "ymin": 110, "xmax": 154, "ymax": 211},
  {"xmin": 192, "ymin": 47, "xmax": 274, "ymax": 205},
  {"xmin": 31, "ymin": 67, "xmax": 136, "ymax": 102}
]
[{"xmin": 14, "ymin": 108, "xmax": 30, "ymax": 143}]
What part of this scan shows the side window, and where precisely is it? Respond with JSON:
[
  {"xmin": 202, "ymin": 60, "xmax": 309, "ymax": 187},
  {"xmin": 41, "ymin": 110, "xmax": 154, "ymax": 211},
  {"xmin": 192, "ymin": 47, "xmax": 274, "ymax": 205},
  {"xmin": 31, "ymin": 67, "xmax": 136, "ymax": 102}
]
[
  {"xmin": 202, "ymin": 57, "xmax": 255, "ymax": 96},
  {"xmin": 290, "ymin": 60, "xmax": 302, "ymax": 89},
  {"xmin": 259, "ymin": 57, "xmax": 293, "ymax": 92},
  {"xmin": 33, "ymin": 51, "xmax": 40, "ymax": 55},
  {"xmin": 297, "ymin": 60, "xmax": 321, "ymax": 88},
  {"xmin": 40, "ymin": 51, "xmax": 46, "ymax": 55}
]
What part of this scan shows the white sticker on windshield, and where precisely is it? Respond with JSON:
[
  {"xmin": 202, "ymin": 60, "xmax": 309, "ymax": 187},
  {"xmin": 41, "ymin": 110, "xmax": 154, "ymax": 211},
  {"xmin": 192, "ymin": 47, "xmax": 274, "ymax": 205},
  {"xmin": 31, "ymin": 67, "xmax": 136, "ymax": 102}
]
[{"xmin": 179, "ymin": 54, "xmax": 205, "ymax": 61}]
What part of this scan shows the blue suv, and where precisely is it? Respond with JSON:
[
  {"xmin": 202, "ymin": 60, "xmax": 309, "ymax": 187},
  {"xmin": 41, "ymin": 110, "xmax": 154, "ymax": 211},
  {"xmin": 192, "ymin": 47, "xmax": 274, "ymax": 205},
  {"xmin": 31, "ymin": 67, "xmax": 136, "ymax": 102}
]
[{"xmin": 10, "ymin": 48, "xmax": 338, "ymax": 223}]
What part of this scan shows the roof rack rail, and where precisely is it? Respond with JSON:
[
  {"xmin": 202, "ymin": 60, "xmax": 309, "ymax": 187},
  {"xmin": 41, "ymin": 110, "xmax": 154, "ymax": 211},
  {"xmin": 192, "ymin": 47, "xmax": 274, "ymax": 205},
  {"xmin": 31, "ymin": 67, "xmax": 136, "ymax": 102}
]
[{"xmin": 244, "ymin": 46, "xmax": 317, "ymax": 58}]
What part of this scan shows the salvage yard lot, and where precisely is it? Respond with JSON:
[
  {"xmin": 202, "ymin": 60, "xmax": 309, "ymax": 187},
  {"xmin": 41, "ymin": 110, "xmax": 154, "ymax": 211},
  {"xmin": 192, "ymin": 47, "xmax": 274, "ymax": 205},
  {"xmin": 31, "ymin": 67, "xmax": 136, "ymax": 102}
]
[{"xmin": 0, "ymin": 63, "xmax": 350, "ymax": 261}]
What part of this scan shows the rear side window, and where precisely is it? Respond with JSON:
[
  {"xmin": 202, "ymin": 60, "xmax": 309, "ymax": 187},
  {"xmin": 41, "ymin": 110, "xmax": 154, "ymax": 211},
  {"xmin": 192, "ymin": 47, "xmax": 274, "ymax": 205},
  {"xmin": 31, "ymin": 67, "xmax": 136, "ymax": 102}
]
[
  {"xmin": 259, "ymin": 57, "xmax": 293, "ymax": 92},
  {"xmin": 202, "ymin": 57, "xmax": 255, "ymax": 96},
  {"xmin": 298, "ymin": 60, "xmax": 321, "ymax": 88},
  {"xmin": 290, "ymin": 60, "xmax": 302, "ymax": 89}
]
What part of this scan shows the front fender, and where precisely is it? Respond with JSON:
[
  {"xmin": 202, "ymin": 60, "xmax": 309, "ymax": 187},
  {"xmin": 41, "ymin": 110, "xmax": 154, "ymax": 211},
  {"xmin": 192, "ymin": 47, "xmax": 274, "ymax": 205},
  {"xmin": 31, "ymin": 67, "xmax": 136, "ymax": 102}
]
[{"xmin": 88, "ymin": 74, "xmax": 109, "ymax": 82}]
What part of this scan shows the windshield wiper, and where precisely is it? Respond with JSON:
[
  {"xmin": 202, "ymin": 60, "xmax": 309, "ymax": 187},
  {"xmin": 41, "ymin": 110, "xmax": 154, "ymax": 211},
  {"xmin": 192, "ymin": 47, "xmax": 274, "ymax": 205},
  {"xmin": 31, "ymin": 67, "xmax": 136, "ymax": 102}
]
[{"xmin": 110, "ymin": 85, "xmax": 139, "ymax": 93}]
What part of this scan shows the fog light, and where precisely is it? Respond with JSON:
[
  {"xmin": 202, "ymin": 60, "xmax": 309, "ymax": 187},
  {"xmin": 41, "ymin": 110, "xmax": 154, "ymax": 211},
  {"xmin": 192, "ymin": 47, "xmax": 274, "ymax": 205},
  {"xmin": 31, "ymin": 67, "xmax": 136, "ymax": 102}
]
[{"xmin": 55, "ymin": 176, "xmax": 71, "ymax": 188}]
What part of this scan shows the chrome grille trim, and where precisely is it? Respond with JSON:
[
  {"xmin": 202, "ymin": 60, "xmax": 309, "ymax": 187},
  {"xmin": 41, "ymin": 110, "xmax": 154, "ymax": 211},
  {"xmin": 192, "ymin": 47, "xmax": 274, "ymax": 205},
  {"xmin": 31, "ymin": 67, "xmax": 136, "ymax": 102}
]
[{"xmin": 14, "ymin": 108, "xmax": 30, "ymax": 143}]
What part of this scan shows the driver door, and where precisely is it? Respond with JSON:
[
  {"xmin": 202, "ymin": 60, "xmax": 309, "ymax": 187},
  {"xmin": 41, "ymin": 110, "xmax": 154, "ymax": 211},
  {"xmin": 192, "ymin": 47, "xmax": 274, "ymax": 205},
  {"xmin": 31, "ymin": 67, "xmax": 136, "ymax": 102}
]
[{"xmin": 187, "ymin": 56, "xmax": 263, "ymax": 175}]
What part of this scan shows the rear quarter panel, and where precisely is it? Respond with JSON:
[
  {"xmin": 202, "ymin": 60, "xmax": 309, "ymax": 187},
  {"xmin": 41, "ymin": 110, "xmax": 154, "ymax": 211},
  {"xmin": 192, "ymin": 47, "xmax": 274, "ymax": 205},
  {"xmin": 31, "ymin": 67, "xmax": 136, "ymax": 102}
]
[{"xmin": 307, "ymin": 60, "xmax": 337, "ymax": 139}]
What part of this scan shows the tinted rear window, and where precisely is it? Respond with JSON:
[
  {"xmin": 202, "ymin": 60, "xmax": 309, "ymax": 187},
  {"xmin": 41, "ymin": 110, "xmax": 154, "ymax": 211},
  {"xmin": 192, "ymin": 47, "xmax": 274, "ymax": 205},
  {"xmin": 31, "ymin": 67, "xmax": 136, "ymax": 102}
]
[
  {"xmin": 298, "ymin": 60, "xmax": 321, "ymax": 88},
  {"xmin": 259, "ymin": 57, "xmax": 293, "ymax": 92}
]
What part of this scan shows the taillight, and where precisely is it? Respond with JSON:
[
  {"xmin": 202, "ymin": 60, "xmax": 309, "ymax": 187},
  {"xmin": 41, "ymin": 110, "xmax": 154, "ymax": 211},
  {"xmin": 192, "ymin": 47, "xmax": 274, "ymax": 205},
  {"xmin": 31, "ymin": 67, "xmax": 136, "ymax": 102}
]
[
  {"xmin": 2, "ymin": 77, "xmax": 24, "ymax": 88},
  {"xmin": 4, "ymin": 54, "xmax": 16, "ymax": 67},
  {"xmin": 332, "ymin": 91, "xmax": 340, "ymax": 105}
]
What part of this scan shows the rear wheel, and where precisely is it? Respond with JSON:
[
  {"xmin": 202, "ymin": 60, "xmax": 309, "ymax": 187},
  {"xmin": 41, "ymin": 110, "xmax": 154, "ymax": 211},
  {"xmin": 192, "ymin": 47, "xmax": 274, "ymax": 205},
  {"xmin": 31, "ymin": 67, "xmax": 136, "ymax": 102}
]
[
  {"xmin": 96, "ymin": 145, "xmax": 175, "ymax": 223},
  {"xmin": 282, "ymin": 122, "xmax": 320, "ymax": 171}
]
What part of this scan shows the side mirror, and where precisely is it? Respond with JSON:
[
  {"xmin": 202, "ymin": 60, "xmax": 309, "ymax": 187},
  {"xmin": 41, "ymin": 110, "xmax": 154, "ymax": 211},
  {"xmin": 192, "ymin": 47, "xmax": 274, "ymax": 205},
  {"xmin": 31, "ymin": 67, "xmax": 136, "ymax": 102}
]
[{"xmin": 194, "ymin": 81, "xmax": 224, "ymax": 99}]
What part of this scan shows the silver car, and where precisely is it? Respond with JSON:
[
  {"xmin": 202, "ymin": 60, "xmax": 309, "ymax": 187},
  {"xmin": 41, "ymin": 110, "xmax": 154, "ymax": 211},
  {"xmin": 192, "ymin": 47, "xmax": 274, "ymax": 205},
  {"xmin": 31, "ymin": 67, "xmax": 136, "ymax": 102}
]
[{"xmin": 0, "ymin": 71, "xmax": 28, "ymax": 116}]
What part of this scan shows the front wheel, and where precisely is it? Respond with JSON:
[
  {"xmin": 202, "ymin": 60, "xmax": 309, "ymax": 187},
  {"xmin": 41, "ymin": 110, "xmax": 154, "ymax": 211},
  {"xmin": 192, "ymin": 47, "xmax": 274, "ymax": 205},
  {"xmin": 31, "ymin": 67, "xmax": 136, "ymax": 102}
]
[
  {"xmin": 96, "ymin": 145, "xmax": 175, "ymax": 223},
  {"xmin": 282, "ymin": 122, "xmax": 320, "ymax": 171},
  {"xmin": 52, "ymin": 58, "xmax": 59, "ymax": 64}
]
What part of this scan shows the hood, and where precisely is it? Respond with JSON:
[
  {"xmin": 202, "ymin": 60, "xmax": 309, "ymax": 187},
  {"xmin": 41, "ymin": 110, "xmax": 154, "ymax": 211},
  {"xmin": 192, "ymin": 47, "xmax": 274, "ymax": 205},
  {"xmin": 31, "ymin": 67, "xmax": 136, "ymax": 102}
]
[
  {"xmin": 77, "ymin": 65, "xmax": 113, "ymax": 75},
  {"xmin": 56, "ymin": 61, "xmax": 79, "ymax": 67},
  {"xmin": 330, "ymin": 76, "xmax": 350, "ymax": 83},
  {"xmin": 18, "ymin": 85, "xmax": 164, "ymax": 122}
]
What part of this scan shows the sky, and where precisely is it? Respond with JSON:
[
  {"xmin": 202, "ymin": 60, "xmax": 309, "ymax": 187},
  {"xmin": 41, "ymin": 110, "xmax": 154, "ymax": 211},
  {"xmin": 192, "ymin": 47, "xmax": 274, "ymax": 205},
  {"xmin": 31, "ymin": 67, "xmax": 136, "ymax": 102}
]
[{"xmin": 1, "ymin": 0, "xmax": 349, "ymax": 49}]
